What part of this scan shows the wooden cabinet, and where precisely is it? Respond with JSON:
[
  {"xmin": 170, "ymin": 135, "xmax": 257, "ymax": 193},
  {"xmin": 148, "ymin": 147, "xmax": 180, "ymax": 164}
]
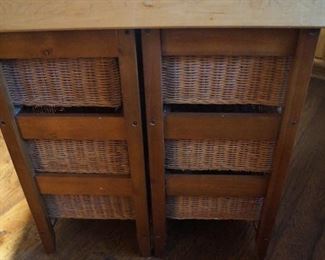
[
  {"xmin": 0, "ymin": 30, "xmax": 150, "ymax": 256},
  {"xmin": 142, "ymin": 29, "xmax": 319, "ymax": 258},
  {"xmin": 0, "ymin": 28, "xmax": 319, "ymax": 258}
]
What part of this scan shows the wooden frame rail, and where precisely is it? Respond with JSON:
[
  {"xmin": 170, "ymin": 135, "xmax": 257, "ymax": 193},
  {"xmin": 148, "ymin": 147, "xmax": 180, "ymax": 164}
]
[
  {"xmin": 17, "ymin": 113, "xmax": 127, "ymax": 140},
  {"xmin": 161, "ymin": 29, "xmax": 298, "ymax": 56},
  {"xmin": 36, "ymin": 174, "xmax": 133, "ymax": 196},
  {"xmin": 166, "ymin": 174, "xmax": 268, "ymax": 197},
  {"xmin": 0, "ymin": 30, "xmax": 119, "ymax": 58},
  {"xmin": 165, "ymin": 113, "xmax": 280, "ymax": 140}
]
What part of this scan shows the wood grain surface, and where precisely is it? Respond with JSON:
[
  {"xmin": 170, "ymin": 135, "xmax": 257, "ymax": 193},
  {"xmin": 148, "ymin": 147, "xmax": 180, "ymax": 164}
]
[
  {"xmin": 0, "ymin": 78, "xmax": 324, "ymax": 259},
  {"xmin": 257, "ymin": 29, "xmax": 320, "ymax": 257},
  {"xmin": 161, "ymin": 29, "xmax": 298, "ymax": 56},
  {"xmin": 17, "ymin": 114, "xmax": 127, "ymax": 140},
  {"xmin": 165, "ymin": 113, "xmax": 280, "ymax": 140},
  {"xmin": 142, "ymin": 29, "xmax": 167, "ymax": 256},
  {"xmin": 36, "ymin": 174, "xmax": 133, "ymax": 196},
  {"xmin": 0, "ymin": 30, "xmax": 119, "ymax": 58},
  {"xmin": 166, "ymin": 174, "xmax": 268, "ymax": 197},
  {"xmin": 0, "ymin": 66, "xmax": 56, "ymax": 253},
  {"xmin": 0, "ymin": 0, "xmax": 324, "ymax": 32}
]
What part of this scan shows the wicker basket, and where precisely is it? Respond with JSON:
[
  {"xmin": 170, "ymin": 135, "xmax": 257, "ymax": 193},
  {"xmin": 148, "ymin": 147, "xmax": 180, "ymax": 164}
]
[
  {"xmin": 0, "ymin": 58, "xmax": 122, "ymax": 107},
  {"xmin": 30, "ymin": 140, "xmax": 132, "ymax": 219},
  {"xmin": 28, "ymin": 140, "xmax": 129, "ymax": 175},
  {"xmin": 44, "ymin": 195, "xmax": 134, "ymax": 219},
  {"xmin": 162, "ymin": 56, "xmax": 292, "ymax": 106},
  {"xmin": 165, "ymin": 139, "xmax": 275, "ymax": 173},
  {"xmin": 167, "ymin": 196, "xmax": 263, "ymax": 220}
]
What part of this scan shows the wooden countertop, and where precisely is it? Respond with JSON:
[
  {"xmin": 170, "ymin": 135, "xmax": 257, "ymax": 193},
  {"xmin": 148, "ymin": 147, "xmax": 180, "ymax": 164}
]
[{"xmin": 0, "ymin": 0, "xmax": 324, "ymax": 32}]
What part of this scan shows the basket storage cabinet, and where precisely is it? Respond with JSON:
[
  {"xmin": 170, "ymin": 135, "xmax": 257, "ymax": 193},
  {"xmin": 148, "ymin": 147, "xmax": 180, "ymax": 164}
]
[
  {"xmin": 142, "ymin": 29, "xmax": 319, "ymax": 257},
  {"xmin": 0, "ymin": 30, "xmax": 150, "ymax": 256}
]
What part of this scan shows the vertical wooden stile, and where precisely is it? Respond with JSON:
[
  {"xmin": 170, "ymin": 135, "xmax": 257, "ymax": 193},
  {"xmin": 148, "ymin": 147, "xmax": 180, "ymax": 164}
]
[
  {"xmin": 0, "ymin": 69, "xmax": 56, "ymax": 253},
  {"xmin": 118, "ymin": 30, "xmax": 151, "ymax": 256},
  {"xmin": 256, "ymin": 29, "xmax": 320, "ymax": 258},
  {"xmin": 141, "ymin": 29, "xmax": 166, "ymax": 256}
]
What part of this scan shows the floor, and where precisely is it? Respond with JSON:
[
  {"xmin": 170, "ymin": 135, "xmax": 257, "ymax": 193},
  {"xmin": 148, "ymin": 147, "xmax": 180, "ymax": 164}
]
[{"xmin": 0, "ymin": 78, "xmax": 324, "ymax": 260}]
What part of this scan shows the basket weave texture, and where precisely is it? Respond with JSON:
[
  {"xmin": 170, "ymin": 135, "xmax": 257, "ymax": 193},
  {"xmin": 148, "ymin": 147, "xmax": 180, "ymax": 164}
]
[
  {"xmin": 28, "ymin": 140, "xmax": 129, "ymax": 175},
  {"xmin": 32, "ymin": 140, "xmax": 132, "ymax": 219},
  {"xmin": 44, "ymin": 195, "xmax": 134, "ymax": 219},
  {"xmin": 162, "ymin": 56, "xmax": 292, "ymax": 106},
  {"xmin": 165, "ymin": 139, "xmax": 275, "ymax": 173},
  {"xmin": 1, "ymin": 58, "xmax": 121, "ymax": 107},
  {"xmin": 167, "ymin": 196, "xmax": 263, "ymax": 220}
]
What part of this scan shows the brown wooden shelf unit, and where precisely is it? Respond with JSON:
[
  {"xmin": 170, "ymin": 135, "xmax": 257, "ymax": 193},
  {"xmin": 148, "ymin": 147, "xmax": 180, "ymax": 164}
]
[
  {"xmin": 0, "ymin": 30, "xmax": 151, "ymax": 256},
  {"xmin": 0, "ymin": 28, "xmax": 319, "ymax": 258},
  {"xmin": 142, "ymin": 28, "xmax": 319, "ymax": 258}
]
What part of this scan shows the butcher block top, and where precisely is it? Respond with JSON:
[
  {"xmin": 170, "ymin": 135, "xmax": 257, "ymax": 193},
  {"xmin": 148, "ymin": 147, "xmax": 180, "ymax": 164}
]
[{"xmin": 0, "ymin": 0, "xmax": 324, "ymax": 32}]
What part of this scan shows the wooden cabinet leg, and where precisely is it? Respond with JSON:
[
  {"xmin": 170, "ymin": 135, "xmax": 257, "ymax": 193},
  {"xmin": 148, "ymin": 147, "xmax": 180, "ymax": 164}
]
[
  {"xmin": 256, "ymin": 29, "xmax": 320, "ymax": 259},
  {"xmin": 118, "ymin": 30, "xmax": 152, "ymax": 256},
  {"xmin": 0, "ymin": 69, "xmax": 56, "ymax": 253},
  {"xmin": 141, "ymin": 29, "xmax": 167, "ymax": 257}
]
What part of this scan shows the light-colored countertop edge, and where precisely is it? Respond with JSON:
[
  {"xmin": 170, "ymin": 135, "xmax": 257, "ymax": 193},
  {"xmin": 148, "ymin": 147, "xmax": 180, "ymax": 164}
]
[{"xmin": 0, "ymin": 0, "xmax": 324, "ymax": 32}]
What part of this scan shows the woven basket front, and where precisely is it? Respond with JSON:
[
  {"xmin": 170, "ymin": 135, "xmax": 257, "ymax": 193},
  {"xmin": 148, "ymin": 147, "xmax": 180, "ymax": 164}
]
[
  {"xmin": 165, "ymin": 139, "xmax": 275, "ymax": 173},
  {"xmin": 0, "ymin": 58, "xmax": 122, "ymax": 107},
  {"xmin": 28, "ymin": 140, "xmax": 129, "ymax": 175},
  {"xmin": 44, "ymin": 195, "xmax": 134, "ymax": 219},
  {"xmin": 167, "ymin": 196, "xmax": 263, "ymax": 220},
  {"xmin": 162, "ymin": 56, "xmax": 292, "ymax": 106}
]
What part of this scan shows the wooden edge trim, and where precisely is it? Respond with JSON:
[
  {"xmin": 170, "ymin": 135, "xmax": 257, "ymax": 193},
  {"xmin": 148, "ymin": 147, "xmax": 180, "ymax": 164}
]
[
  {"xmin": 0, "ymin": 30, "xmax": 119, "ymax": 58},
  {"xmin": 165, "ymin": 112, "xmax": 281, "ymax": 140},
  {"xmin": 36, "ymin": 174, "xmax": 133, "ymax": 196},
  {"xmin": 166, "ymin": 174, "xmax": 269, "ymax": 197},
  {"xmin": 117, "ymin": 30, "xmax": 151, "ymax": 256},
  {"xmin": 161, "ymin": 29, "xmax": 298, "ymax": 56},
  {"xmin": 17, "ymin": 113, "xmax": 127, "ymax": 140},
  {"xmin": 256, "ymin": 29, "xmax": 320, "ymax": 258},
  {"xmin": 0, "ymin": 67, "xmax": 56, "ymax": 252},
  {"xmin": 141, "ymin": 29, "xmax": 167, "ymax": 256},
  {"xmin": 0, "ymin": 1, "xmax": 324, "ymax": 32}
]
